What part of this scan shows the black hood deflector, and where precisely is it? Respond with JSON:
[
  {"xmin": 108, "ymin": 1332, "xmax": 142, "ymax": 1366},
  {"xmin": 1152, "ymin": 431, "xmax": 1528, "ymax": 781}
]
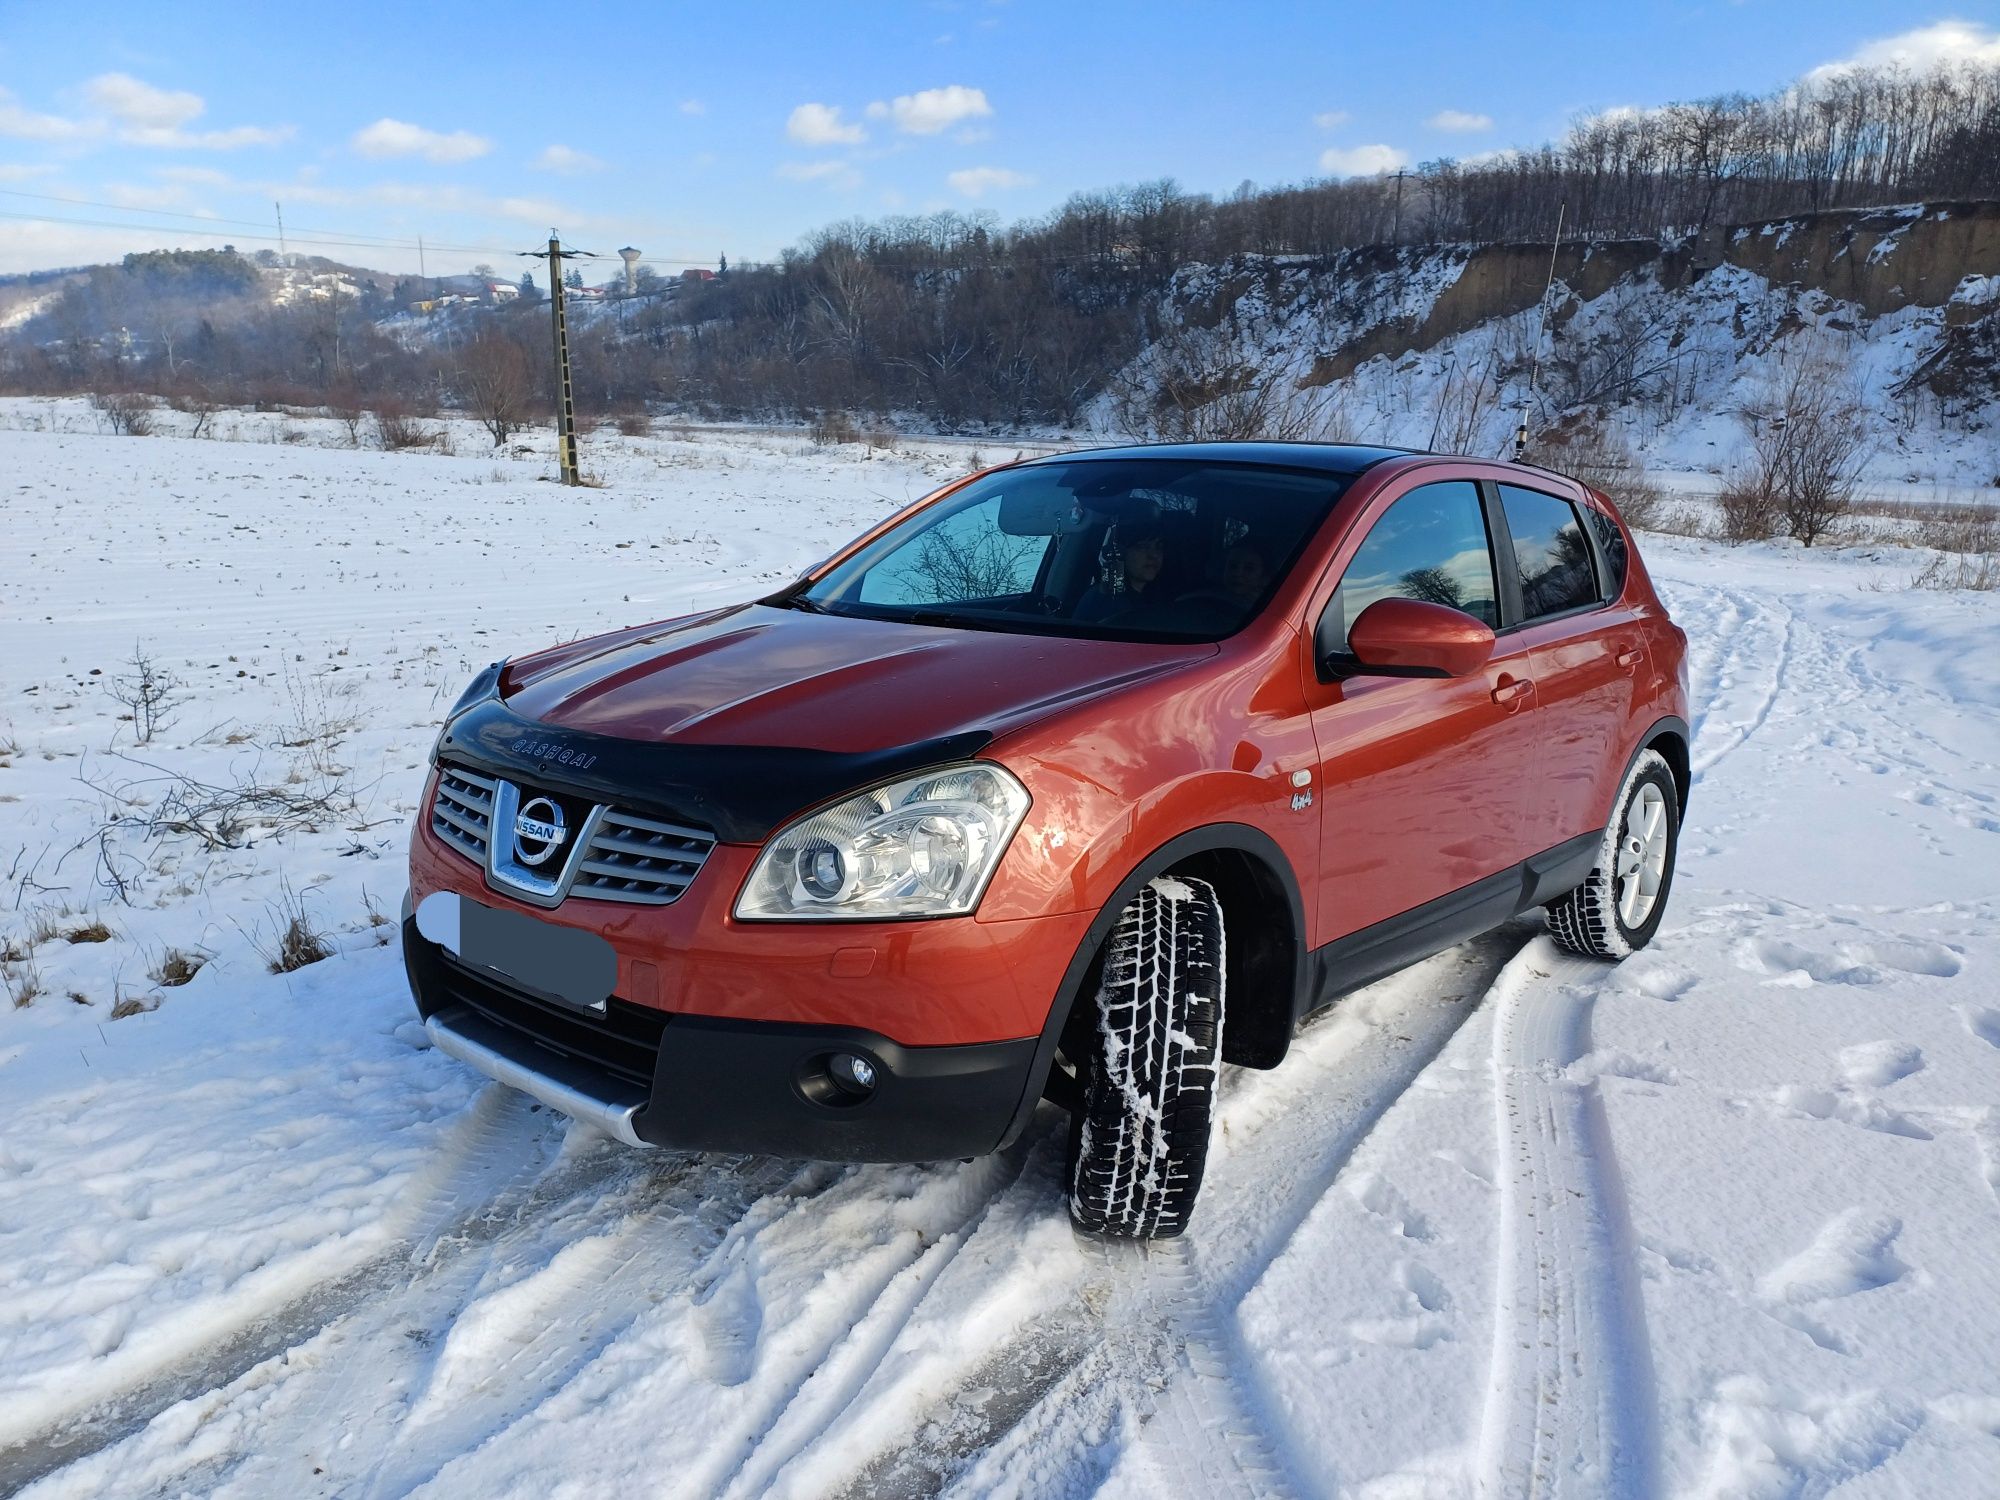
[{"xmin": 439, "ymin": 694, "xmax": 993, "ymax": 845}]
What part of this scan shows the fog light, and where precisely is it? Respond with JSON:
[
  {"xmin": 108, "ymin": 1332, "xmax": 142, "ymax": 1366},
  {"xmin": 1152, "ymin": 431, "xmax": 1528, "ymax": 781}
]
[{"xmin": 797, "ymin": 1050, "xmax": 881, "ymax": 1108}]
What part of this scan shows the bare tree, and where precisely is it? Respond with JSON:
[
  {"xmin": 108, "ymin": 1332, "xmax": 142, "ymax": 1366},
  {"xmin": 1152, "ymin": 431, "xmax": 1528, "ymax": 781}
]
[
  {"xmin": 459, "ymin": 334, "xmax": 534, "ymax": 447},
  {"xmin": 1111, "ymin": 322, "xmax": 1341, "ymax": 441},
  {"xmin": 1732, "ymin": 343, "xmax": 1874, "ymax": 546},
  {"xmin": 89, "ymin": 390, "xmax": 154, "ymax": 436},
  {"xmin": 105, "ymin": 643, "xmax": 186, "ymax": 745}
]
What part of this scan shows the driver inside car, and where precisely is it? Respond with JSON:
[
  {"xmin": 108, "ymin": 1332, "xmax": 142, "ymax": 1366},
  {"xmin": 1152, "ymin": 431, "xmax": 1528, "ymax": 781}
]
[{"xmin": 1075, "ymin": 522, "xmax": 1169, "ymax": 623}]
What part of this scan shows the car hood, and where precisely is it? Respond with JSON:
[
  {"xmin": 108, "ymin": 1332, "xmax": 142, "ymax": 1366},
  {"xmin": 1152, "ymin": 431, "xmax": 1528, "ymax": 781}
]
[{"xmin": 499, "ymin": 603, "xmax": 1216, "ymax": 753}]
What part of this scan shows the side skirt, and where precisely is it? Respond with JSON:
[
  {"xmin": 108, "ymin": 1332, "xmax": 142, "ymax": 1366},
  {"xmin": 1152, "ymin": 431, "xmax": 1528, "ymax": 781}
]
[{"xmin": 1301, "ymin": 831, "xmax": 1599, "ymax": 1019}]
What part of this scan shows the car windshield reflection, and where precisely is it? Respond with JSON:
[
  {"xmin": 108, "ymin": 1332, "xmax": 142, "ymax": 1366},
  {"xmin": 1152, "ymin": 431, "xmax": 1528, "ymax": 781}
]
[{"xmin": 790, "ymin": 459, "xmax": 1352, "ymax": 643}]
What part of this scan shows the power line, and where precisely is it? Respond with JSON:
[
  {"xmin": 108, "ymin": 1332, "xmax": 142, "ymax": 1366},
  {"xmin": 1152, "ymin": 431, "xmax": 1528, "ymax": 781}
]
[
  {"xmin": 0, "ymin": 189, "xmax": 723, "ymax": 267},
  {"xmin": 0, "ymin": 187, "xmax": 513, "ymax": 257},
  {"xmin": 0, "ymin": 207, "xmax": 525, "ymax": 262}
]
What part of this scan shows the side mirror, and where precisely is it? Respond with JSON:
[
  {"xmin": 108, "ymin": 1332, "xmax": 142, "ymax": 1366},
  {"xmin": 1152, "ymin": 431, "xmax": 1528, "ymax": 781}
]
[{"xmin": 1342, "ymin": 597, "xmax": 1495, "ymax": 679}]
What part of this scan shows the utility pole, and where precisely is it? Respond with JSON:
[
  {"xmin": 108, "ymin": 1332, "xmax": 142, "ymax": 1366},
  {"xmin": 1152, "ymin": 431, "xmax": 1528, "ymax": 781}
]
[
  {"xmin": 523, "ymin": 231, "xmax": 588, "ymax": 485},
  {"xmin": 418, "ymin": 233, "xmax": 428, "ymax": 295},
  {"xmin": 1389, "ymin": 169, "xmax": 1409, "ymax": 243},
  {"xmin": 274, "ymin": 201, "xmax": 288, "ymax": 265}
]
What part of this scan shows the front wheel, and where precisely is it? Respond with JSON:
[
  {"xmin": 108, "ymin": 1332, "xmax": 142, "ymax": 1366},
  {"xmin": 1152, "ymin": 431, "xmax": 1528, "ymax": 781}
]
[
  {"xmin": 1546, "ymin": 749, "xmax": 1681, "ymax": 958},
  {"xmin": 1066, "ymin": 876, "xmax": 1226, "ymax": 1240}
]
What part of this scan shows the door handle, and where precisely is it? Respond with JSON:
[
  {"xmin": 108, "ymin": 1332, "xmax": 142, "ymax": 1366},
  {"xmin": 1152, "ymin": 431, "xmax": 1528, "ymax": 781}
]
[
  {"xmin": 1614, "ymin": 647, "xmax": 1644, "ymax": 669},
  {"xmin": 1491, "ymin": 677, "xmax": 1533, "ymax": 705}
]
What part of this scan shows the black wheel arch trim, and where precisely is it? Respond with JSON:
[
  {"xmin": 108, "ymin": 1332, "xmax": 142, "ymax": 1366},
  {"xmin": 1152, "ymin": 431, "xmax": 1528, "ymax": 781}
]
[
  {"xmin": 1629, "ymin": 713, "xmax": 1692, "ymax": 820},
  {"xmin": 993, "ymin": 821, "xmax": 1308, "ymax": 1150}
]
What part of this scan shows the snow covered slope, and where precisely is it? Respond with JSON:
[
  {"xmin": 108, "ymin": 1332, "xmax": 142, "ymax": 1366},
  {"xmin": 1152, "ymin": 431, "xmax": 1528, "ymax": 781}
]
[
  {"xmin": 1104, "ymin": 204, "xmax": 2000, "ymax": 487},
  {"xmin": 1, "ymin": 406, "xmax": 1997, "ymax": 1498}
]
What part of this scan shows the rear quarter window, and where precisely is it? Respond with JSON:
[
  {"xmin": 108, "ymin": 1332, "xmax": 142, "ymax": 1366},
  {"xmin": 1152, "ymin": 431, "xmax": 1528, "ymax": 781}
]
[{"xmin": 1583, "ymin": 504, "xmax": 1629, "ymax": 599}]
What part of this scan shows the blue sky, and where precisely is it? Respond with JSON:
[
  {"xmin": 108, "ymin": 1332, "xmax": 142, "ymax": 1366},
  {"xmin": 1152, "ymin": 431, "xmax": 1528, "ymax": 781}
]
[{"xmin": 1, "ymin": 2, "xmax": 1995, "ymax": 277}]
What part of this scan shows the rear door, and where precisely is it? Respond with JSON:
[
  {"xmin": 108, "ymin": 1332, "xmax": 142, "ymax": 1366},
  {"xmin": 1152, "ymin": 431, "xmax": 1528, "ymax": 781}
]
[
  {"xmin": 1489, "ymin": 481, "xmax": 1645, "ymax": 847},
  {"xmin": 1303, "ymin": 477, "xmax": 1544, "ymax": 944}
]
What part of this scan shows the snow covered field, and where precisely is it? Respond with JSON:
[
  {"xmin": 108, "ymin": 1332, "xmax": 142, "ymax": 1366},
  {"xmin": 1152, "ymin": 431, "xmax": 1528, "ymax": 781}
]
[{"xmin": 2, "ymin": 404, "xmax": 1997, "ymax": 1498}]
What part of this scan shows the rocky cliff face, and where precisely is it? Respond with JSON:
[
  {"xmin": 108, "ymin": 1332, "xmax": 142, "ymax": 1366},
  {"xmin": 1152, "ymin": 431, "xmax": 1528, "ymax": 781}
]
[{"xmin": 1112, "ymin": 203, "xmax": 2000, "ymax": 484}]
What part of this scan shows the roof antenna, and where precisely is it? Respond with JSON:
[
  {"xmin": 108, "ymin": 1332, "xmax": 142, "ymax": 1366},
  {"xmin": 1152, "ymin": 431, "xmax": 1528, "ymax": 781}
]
[{"xmin": 1511, "ymin": 200, "xmax": 1565, "ymax": 462}]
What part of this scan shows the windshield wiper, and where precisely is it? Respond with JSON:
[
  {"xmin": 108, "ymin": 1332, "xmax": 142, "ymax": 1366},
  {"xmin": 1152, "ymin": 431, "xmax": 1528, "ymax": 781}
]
[
  {"xmin": 902, "ymin": 609, "xmax": 1015, "ymax": 632},
  {"xmin": 776, "ymin": 594, "xmax": 834, "ymax": 614}
]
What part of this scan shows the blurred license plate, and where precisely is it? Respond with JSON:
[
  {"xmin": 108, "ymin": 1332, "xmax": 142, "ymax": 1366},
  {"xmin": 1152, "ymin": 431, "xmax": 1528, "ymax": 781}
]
[{"xmin": 415, "ymin": 891, "xmax": 616, "ymax": 1013}]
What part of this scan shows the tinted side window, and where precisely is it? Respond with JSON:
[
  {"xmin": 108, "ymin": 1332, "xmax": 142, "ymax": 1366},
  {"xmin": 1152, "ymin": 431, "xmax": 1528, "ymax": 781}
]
[
  {"xmin": 1499, "ymin": 485, "xmax": 1598, "ymax": 621},
  {"xmin": 1584, "ymin": 505, "xmax": 1628, "ymax": 599},
  {"xmin": 1319, "ymin": 481, "xmax": 1498, "ymax": 656}
]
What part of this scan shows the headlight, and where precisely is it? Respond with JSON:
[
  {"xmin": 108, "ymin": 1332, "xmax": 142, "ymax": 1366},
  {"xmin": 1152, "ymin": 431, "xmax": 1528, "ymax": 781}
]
[{"xmin": 735, "ymin": 763, "xmax": 1030, "ymax": 921}]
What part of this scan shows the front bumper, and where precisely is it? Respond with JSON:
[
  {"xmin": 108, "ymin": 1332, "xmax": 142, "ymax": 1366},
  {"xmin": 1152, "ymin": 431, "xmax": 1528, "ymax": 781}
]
[{"xmin": 403, "ymin": 913, "xmax": 1045, "ymax": 1162}]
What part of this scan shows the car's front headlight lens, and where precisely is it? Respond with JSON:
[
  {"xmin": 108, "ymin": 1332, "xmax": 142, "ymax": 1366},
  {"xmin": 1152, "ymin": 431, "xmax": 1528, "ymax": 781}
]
[{"xmin": 735, "ymin": 763, "xmax": 1030, "ymax": 921}]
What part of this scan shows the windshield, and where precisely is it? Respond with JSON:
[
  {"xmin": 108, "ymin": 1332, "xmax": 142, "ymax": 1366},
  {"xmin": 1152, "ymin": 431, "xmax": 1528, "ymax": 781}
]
[{"xmin": 789, "ymin": 459, "xmax": 1352, "ymax": 642}]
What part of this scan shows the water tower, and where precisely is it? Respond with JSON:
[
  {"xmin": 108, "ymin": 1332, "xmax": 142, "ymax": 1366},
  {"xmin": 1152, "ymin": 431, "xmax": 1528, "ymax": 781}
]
[{"xmin": 619, "ymin": 247, "xmax": 641, "ymax": 295}]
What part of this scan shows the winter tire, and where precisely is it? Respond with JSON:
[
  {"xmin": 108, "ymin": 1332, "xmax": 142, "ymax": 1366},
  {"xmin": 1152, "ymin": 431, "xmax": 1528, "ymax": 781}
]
[
  {"xmin": 1546, "ymin": 748, "xmax": 1680, "ymax": 959},
  {"xmin": 1066, "ymin": 875, "xmax": 1226, "ymax": 1240}
]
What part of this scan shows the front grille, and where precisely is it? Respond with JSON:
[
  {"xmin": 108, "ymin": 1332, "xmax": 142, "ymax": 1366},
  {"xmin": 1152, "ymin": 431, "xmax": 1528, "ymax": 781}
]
[
  {"xmin": 572, "ymin": 807, "xmax": 714, "ymax": 906},
  {"xmin": 433, "ymin": 765, "xmax": 497, "ymax": 862},
  {"xmin": 438, "ymin": 954, "xmax": 668, "ymax": 1090},
  {"xmin": 428, "ymin": 762, "xmax": 716, "ymax": 906}
]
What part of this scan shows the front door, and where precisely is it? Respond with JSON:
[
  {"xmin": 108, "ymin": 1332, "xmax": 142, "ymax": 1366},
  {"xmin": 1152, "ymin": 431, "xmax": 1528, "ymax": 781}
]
[{"xmin": 1303, "ymin": 477, "xmax": 1545, "ymax": 945}]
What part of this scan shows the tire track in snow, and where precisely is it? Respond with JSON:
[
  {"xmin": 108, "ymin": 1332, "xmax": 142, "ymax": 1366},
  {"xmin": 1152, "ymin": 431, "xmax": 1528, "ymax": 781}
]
[
  {"xmin": 1476, "ymin": 938, "xmax": 1658, "ymax": 1500},
  {"xmin": 1687, "ymin": 588, "xmax": 1794, "ymax": 779},
  {"xmin": 842, "ymin": 928, "xmax": 1533, "ymax": 1499},
  {"xmin": 701, "ymin": 1142, "xmax": 1039, "ymax": 1500},
  {"xmin": 0, "ymin": 1084, "xmax": 589, "ymax": 1496},
  {"xmin": 17, "ymin": 1135, "xmax": 1038, "ymax": 1500}
]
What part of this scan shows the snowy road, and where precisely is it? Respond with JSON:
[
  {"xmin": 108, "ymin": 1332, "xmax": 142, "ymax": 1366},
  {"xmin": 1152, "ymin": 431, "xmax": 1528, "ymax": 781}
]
[{"xmin": 2, "ymin": 409, "xmax": 1997, "ymax": 1497}]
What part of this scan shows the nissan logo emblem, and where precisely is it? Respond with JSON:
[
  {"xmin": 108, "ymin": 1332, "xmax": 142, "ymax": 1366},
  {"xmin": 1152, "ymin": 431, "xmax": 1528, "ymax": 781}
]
[{"xmin": 513, "ymin": 796, "xmax": 567, "ymax": 867}]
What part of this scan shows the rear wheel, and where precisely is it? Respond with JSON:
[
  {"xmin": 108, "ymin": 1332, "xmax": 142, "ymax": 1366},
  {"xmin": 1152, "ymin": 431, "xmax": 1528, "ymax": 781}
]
[
  {"xmin": 1065, "ymin": 876, "xmax": 1226, "ymax": 1240},
  {"xmin": 1546, "ymin": 749, "xmax": 1680, "ymax": 958}
]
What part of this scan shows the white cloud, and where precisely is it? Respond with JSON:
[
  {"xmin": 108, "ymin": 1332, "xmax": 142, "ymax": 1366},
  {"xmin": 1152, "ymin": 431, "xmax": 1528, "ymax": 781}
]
[
  {"xmin": 0, "ymin": 78, "xmax": 284, "ymax": 149},
  {"xmin": 1318, "ymin": 144, "xmax": 1410, "ymax": 177},
  {"xmin": 85, "ymin": 74, "xmax": 202, "ymax": 134},
  {"xmin": 679, "ymin": 99, "xmax": 707, "ymax": 116},
  {"xmin": 82, "ymin": 73, "xmax": 289, "ymax": 149},
  {"xmin": 85, "ymin": 73, "xmax": 202, "ymax": 131},
  {"xmin": 786, "ymin": 102, "xmax": 866, "ymax": 146},
  {"xmin": 866, "ymin": 85, "xmax": 992, "ymax": 135},
  {"xmin": 103, "ymin": 181, "xmax": 198, "ymax": 211},
  {"xmin": 1427, "ymin": 109, "xmax": 1493, "ymax": 132},
  {"xmin": 1810, "ymin": 20, "xmax": 2000, "ymax": 78},
  {"xmin": 0, "ymin": 161, "xmax": 60, "ymax": 181},
  {"xmin": 1312, "ymin": 110, "xmax": 1351, "ymax": 130},
  {"xmin": 532, "ymin": 144, "xmax": 604, "ymax": 174},
  {"xmin": 778, "ymin": 159, "xmax": 862, "ymax": 188},
  {"xmin": 351, "ymin": 118, "xmax": 492, "ymax": 163},
  {"xmin": 0, "ymin": 87, "xmax": 96, "ymax": 141},
  {"xmin": 947, "ymin": 165, "xmax": 1031, "ymax": 198}
]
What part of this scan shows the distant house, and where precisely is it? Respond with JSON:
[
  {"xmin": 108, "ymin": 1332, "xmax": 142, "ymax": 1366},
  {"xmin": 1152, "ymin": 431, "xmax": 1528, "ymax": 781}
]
[
  {"xmin": 486, "ymin": 280, "xmax": 519, "ymax": 302},
  {"xmin": 680, "ymin": 268, "xmax": 717, "ymax": 284}
]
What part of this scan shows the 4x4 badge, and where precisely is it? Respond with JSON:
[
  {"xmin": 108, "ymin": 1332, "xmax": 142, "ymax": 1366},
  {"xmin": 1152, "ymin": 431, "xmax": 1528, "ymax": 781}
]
[{"xmin": 513, "ymin": 797, "xmax": 567, "ymax": 866}]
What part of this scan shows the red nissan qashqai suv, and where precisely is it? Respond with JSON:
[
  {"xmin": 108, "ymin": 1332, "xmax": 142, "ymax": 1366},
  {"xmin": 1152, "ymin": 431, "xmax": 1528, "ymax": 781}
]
[{"xmin": 404, "ymin": 443, "xmax": 1689, "ymax": 1238}]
